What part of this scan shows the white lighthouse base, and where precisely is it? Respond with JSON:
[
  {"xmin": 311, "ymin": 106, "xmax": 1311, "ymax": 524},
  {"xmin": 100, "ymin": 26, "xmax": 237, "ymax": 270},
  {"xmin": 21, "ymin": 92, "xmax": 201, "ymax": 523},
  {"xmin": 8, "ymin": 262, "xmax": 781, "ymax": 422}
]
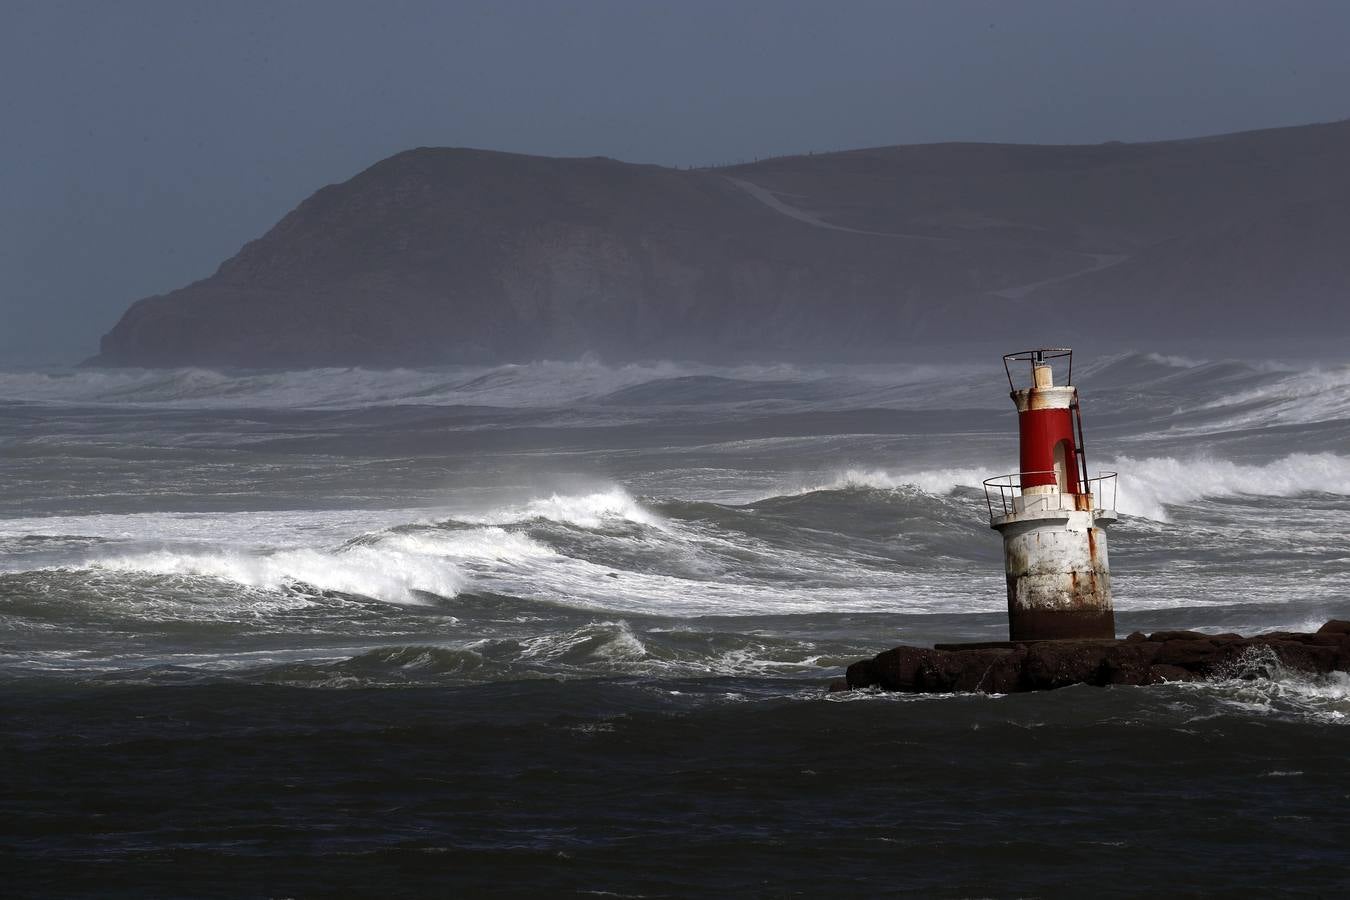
[{"xmin": 992, "ymin": 505, "xmax": 1115, "ymax": 641}]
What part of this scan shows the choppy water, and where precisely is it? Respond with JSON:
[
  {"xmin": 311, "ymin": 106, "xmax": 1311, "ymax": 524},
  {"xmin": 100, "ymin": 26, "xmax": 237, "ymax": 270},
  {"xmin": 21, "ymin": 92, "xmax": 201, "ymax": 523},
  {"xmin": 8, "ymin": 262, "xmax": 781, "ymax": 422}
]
[{"xmin": 3, "ymin": 352, "xmax": 1349, "ymax": 895}]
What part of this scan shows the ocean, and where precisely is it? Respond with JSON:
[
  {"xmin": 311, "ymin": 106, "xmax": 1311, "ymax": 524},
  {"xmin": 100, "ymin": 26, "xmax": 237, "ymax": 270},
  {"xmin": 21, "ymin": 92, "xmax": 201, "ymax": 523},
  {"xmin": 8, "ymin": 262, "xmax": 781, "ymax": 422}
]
[{"xmin": 2, "ymin": 351, "xmax": 1348, "ymax": 896}]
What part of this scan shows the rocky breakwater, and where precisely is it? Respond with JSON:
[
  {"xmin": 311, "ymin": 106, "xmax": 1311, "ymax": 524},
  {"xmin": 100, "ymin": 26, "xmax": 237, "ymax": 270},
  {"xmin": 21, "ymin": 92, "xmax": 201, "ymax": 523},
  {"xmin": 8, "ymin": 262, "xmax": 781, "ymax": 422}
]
[{"xmin": 838, "ymin": 620, "xmax": 1350, "ymax": 694}]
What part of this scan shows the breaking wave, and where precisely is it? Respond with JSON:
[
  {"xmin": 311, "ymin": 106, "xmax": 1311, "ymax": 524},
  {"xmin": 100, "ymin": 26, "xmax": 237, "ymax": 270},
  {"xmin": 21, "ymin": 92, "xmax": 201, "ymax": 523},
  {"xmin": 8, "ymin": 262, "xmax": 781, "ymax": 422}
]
[
  {"xmin": 67, "ymin": 524, "xmax": 596, "ymax": 608},
  {"xmin": 1110, "ymin": 452, "xmax": 1350, "ymax": 521},
  {"xmin": 783, "ymin": 453, "xmax": 1350, "ymax": 522},
  {"xmin": 456, "ymin": 487, "xmax": 666, "ymax": 530},
  {"xmin": 89, "ymin": 540, "xmax": 467, "ymax": 605},
  {"xmin": 794, "ymin": 466, "xmax": 993, "ymax": 497},
  {"xmin": 1191, "ymin": 364, "xmax": 1350, "ymax": 429},
  {"xmin": 2, "ymin": 488, "xmax": 661, "ymax": 606},
  {"xmin": 3, "ymin": 482, "xmax": 1009, "ymax": 621}
]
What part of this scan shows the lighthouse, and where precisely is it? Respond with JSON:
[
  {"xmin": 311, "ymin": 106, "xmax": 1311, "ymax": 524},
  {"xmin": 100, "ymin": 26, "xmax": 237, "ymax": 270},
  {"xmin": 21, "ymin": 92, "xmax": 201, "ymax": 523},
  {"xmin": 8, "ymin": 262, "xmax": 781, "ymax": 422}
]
[{"xmin": 983, "ymin": 349, "xmax": 1118, "ymax": 641}]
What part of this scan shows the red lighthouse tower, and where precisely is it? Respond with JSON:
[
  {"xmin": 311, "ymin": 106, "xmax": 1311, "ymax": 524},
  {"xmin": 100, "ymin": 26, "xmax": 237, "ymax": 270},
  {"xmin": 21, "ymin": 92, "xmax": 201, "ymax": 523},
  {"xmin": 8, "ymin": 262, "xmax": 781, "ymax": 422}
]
[{"xmin": 984, "ymin": 349, "xmax": 1118, "ymax": 641}]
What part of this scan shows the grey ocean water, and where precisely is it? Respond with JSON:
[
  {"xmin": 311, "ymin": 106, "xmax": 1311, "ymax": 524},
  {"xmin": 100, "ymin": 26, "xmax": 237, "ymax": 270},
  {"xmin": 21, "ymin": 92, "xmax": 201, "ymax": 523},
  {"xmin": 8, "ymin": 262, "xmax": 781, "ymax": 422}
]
[{"xmin": 3, "ymin": 352, "xmax": 1349, "ymax": 895}]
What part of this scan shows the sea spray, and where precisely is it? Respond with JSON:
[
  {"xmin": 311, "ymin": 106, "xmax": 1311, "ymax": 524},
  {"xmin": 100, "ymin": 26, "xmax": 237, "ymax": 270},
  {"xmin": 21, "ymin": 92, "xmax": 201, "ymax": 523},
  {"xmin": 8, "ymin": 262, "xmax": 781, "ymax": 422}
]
[
  {"xmin": 791, "ymin": 452, "xmax": 1350, "ymax": 522},
  {"xmin": 88, "ymin": 543, "xmax": 464, "ymax": 605}
]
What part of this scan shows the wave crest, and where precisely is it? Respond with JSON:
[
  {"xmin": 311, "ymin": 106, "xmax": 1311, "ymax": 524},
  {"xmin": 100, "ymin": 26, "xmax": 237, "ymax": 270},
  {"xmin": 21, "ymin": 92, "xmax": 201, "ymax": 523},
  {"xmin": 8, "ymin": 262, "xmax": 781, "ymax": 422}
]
[
  {"xmin": 87, "ymin": 543, "xmax": 465, "ymax": 605},
  {"xmin": 1192, "ymin": 365, "xmax": 1350, "ymax": 428},
  {"xmin": 785, "ymin": 453, "xmax": 1350, "ymax": 522},
  {"xmin": 452, "ymin": 487, "xmax": 665, "ymax": 530},
  {"xmin": 796, "ymin": 467, "xmax": 992, "ymax": 497},
  {"xmin": 1112, "ymin": 452, "xmax": 1350, "ymax": 521}
]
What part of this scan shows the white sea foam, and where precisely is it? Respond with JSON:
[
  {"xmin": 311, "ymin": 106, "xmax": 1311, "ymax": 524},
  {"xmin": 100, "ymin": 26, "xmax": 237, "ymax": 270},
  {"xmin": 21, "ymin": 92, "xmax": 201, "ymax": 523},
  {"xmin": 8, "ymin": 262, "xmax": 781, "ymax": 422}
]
[
  {"xmin": 1109, "ymin": 452, "xmax": 1350, "ymax": 521},
  {"xmin": 517, "ymin": 489, "xmax": 664, "ymax": 529},
  {"xmin": 1144, "ymin": 352, "xmax": 1210, "ymax": 369},
  {"xmin": 0, "ymin": 487, "xmax": 662, "ymax": 558},
  {"xmin": 458, "ymin": 487, "xmax": 666, "ymax": 530},
  {"xmin": 790, "ymin": 453, "xmax": 1350, "ymax": 522},
  {"xmin": 1182, "ymin": 647, "xmax": 1350, "ymax": 725},
  {"xmin": 802, "ymin": 466, "xmax": 994, "ymax": 497},
  {"xmin": 379, "ymin": 527, "xmax": 557, "ymax": 565},
  {"xmin": 57, "ymin": 522, "xmax": 574, "ymax": 606},
  {"xmin": 0, "ymin": 508, "xmax": 422, "ymax": 556},
  {"xmin": 408, "ymin": 498, "xmax": 1006, "ymax": 616},
  {"xmin": 13, "ymin": 458, "xmax": 1340, "ymax": 620},
  {"xmin": 90, "ymin": 543, "xmax": 465, "ymax": 605},
  {"xmin": 1185, "ymin": 365, "xmax": 1350, "ymax": 429}
]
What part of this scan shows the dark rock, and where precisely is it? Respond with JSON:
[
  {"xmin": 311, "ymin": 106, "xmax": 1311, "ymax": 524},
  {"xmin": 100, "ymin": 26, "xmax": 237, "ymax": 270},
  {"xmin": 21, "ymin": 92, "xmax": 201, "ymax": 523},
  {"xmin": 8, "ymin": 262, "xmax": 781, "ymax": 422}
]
[
  {"xmin": 923, "ymin": 648, "xmax": 1026, "ymax": 693},
  {"xmin": 1147, "ymin": 665, "xmax": 1198, "ymax": 684},
  {"xmin": 839, "ymin": 620, "xmax": 1350, "ymax": 695},
  {"xmin": 1318, "ymin": 620, "xmax": 1350, "ymax": 635},
  {"xmin": 857, "ymin": 645, "xmax": 930, "ymax": 692},
  {"xmin": 1124, "ymin": 631, "xmax": 1148, "ymax": 643},
  {"xmin": 1154, "ymin": 639, "xmax": 1220, "ymax": 669},
  {"xmin": 975, "ymin": 650, "xmax": 1028, "ymax": 694},
  {"xmin": 1101, "ymin": 642, "xmax": 1163, "ymax": 685},
  {"xmin": 1024, "ymin": 643, "xmax": 1106, "ymax": 690},
  {"xmin": 1254, "ymin": 640, "xmax": 1340, "ymax": 675},
  {"xmin": 1147, "ymin": 630, "xmax": 1209, "ymax": 642},
  {"xmin": 845, "ymin": 658, "xmax": 879, "ymax": 690}
]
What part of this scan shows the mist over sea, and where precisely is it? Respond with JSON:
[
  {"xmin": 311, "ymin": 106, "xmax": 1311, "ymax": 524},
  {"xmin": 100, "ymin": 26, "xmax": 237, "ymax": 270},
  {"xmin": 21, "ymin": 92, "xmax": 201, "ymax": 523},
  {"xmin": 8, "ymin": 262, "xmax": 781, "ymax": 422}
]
[{"xmin": 4, "ymin": 350, "xmax": 1349, "ymax": 894}]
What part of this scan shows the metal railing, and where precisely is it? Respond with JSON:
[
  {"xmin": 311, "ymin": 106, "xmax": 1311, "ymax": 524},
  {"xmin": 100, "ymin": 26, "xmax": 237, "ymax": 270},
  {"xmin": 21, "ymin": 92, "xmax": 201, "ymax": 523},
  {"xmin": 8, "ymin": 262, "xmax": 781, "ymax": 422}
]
[
  {"xmin": 982, "ymin": 470, "xmax": 1118, "ymax": 523},
  {"xmin": 1003, "ymin": 348, "xmax": 1073, "ymax": 391}
]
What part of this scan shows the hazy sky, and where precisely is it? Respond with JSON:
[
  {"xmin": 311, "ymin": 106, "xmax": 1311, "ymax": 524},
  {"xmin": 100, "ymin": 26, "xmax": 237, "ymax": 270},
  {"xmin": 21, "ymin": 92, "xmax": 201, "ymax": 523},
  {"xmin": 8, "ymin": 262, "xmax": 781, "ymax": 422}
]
[{"xmin": 4, "ymin": 0, "xmax": 1350, "ymax": 363}]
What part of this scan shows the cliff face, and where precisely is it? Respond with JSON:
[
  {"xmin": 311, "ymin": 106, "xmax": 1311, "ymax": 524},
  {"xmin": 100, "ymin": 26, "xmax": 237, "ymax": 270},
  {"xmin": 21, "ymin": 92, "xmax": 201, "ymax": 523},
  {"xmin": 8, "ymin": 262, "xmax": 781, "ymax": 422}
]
[{"xmin": 94, "ymin": 121, "xmax": 1350, "ymax": 367}]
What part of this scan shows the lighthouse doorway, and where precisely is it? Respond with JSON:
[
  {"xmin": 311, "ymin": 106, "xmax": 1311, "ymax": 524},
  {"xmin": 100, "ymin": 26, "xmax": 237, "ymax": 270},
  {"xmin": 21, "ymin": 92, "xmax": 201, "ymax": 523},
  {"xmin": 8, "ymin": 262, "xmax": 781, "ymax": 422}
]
[{"xmin": 1053, "ymin": 439, "xmax": 1071, "ymax": 493}]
